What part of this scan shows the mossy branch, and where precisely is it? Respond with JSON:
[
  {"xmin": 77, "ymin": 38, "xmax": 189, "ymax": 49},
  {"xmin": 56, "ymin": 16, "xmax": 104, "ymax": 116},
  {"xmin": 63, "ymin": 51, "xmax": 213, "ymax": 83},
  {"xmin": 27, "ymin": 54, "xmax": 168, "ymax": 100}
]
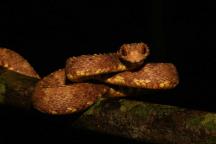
[
  {"xmin": 1, "ymin": 67, "xmax": 216, "ymax": 144},
  {"xmin": 74, "ymin": 99, "xmax": 216, "ymax": 144}
]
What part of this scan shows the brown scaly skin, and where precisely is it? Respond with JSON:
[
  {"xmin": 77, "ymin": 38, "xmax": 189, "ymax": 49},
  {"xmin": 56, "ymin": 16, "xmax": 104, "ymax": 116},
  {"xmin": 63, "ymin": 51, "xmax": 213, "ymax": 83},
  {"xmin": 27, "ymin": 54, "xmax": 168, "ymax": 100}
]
[
  {"xmin": 0, "ymin": 48, "xmax": 40, "ymax": 79},
  {"xmin": 105, "ymin": 63, "xmax": 179, "ymax": 89},
  {"xmin": 66, "ymin": 42, "xmax": 150, "ymax": 82},
  {"xmin": 33, "ymin": 84, "xmax": 107, "ymax": 115},
  {"xmin": 32, "ymin": 69, "xmax": 108, "ymax": 115},
  {"xmin": 65, "ymin": 43, "xmax": 179, "ymax": 98},
  {"xmin": 33, "ymin": 42, "xmax": 152, "ymax": 114},
  {"xmin": 66, "ymin": 42, "xmax": 179, "ymax": 90},
  {"xmin": 101, "ymin": 63, "xmax": 179, "ymax": 97},
  {"xmin": 35, "ymin": 68, "xmax": 66, "ymax": 88},
  {"xmin": 66, "ymin": 54, "xmax": 127, "ymax": 82},
  {"xmin": 1, "ymin": 42, "xmax": 179, "ymax": 115}
]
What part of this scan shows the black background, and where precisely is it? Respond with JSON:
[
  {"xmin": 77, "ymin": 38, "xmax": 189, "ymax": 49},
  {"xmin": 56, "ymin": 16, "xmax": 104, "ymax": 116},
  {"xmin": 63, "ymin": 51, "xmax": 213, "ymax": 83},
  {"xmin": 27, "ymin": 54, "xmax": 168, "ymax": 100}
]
[{"xmin": 0, "ymin": 0, "xmax": 212, "ymax": 143}]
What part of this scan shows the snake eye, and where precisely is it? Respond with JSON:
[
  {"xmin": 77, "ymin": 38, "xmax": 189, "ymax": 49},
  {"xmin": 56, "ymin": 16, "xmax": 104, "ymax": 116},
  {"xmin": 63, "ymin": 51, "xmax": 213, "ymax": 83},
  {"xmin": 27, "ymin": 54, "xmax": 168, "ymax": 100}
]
[{"xmin": 121, "ymin": 49, "xmax": 127, "ymax": 56}]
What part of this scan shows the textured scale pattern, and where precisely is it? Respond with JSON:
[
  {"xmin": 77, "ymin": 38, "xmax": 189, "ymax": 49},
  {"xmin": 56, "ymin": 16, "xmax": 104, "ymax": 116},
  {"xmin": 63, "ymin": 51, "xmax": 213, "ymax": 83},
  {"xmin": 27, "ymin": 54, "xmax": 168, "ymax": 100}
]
[
  {"xmin": 0, "ymin": 48, "xmax": 40, "ymax": 78},
  {"xmin": 105, "ymin": 63, "xmax": 179, "ymax": 89},
  {"xmin": 32, "ymin": 69, "xmax": 108, "ymax": 115},
  {"xmin": 33, "ymin": 83, "xmax": 107, "ymax": 115},
  {"xmin": 0, "ymin": 42, "xmax": 179, "ymax": 115},
  {"xmin": 66, "ymin": 54, "xmax": 127, "ymax": 81}
]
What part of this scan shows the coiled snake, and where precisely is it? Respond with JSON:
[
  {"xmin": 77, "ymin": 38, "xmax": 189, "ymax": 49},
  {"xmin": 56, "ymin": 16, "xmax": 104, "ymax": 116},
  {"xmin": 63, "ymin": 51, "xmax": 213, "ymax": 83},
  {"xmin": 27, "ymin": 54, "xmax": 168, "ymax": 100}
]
[{"xmin": 0, "ymin": 43, "xmax": 179, "ymax": 115}]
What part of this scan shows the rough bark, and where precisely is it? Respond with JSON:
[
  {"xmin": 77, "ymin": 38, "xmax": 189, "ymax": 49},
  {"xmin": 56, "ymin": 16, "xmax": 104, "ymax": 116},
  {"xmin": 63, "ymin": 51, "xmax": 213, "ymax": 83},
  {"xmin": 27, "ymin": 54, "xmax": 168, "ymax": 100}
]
[
  {"xmin": 73, "ymin": 98, "xmax": 216, "ymax": 144},
  {"xmin": 1, "ymin": 67, "xmax": 216, "ymax": 144}
]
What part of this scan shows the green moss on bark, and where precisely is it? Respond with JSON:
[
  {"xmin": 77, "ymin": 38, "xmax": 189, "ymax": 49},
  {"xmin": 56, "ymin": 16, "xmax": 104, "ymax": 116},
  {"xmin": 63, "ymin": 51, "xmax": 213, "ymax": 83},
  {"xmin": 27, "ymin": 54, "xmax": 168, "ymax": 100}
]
[
  {"xmin": 207, "ymin": 136, "xmax": 216, "ymax": 144},
  {"xmin": 0, "ymin": 81, "xmax": 6, "ymax": 103},
  {"xmin": 202, "ymin": 113, "xmax": 216, "ymax": 131},
  {"xmin": 75, "ymin": 99, "xmax": 216, "ymax": 144}
]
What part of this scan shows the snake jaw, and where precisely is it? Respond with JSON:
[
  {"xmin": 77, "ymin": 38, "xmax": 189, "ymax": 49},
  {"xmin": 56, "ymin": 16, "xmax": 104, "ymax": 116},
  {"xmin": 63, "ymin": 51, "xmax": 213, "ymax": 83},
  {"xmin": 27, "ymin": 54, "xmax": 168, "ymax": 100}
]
[{"xmin": 118, "ymin": 42, "xmax": 150, "ymax": 65}]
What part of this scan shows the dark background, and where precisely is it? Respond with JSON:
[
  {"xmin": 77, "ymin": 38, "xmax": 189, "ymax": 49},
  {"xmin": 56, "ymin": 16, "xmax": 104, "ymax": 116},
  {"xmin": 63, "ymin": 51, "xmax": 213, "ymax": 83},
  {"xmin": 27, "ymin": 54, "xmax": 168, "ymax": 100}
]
[{"xmin": 0, "ymin": 0, "xmax": 212, "ymax": 143}]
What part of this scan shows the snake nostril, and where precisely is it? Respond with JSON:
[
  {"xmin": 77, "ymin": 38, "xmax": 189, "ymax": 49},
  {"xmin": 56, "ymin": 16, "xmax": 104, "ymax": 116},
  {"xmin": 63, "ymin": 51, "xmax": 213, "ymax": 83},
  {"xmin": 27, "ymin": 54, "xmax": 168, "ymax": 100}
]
[{"xmin": 141, "ymin": 47, "xmax": 146, "ymax": 54}]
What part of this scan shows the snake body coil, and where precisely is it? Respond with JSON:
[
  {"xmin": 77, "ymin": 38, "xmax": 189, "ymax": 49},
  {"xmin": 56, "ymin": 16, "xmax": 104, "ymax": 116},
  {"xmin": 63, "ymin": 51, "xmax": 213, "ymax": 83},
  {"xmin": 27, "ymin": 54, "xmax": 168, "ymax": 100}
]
[
  {"xmin": 0, "ymin": 43, "xmax": 179, "ymax": 115},
  {"xmin": 0, "ymin": 48, "xmax": 40, "ymax": 78}
]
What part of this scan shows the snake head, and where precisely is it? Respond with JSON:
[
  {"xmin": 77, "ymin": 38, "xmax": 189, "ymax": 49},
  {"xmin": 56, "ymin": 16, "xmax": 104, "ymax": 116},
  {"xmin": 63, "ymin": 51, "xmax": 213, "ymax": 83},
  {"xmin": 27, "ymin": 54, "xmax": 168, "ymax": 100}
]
[{"xmin": 118, "ymin": 42, "xmax": 149, "ymax": 64}]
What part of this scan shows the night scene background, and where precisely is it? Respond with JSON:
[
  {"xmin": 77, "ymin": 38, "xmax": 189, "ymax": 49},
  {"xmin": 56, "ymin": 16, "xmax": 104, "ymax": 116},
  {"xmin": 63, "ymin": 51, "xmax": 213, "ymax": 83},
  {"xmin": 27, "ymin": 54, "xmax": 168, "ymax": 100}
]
[{"xmin": 0, "ymin": 1, "xmax": 212, "ymax": 143}]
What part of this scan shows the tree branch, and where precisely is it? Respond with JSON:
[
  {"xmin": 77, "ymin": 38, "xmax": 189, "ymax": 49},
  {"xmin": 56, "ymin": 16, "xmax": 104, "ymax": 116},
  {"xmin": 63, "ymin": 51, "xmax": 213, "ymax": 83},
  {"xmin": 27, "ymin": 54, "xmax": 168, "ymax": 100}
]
[{"xmin": 1, "ymin": 67, "xmax": 216, "ymax": 144}]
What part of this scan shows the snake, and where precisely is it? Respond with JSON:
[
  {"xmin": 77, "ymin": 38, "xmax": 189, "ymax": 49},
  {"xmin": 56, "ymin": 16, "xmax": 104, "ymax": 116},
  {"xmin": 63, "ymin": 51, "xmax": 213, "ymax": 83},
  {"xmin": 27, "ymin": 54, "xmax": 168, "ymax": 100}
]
[{"xmin": 0, "ymin": 43, "xmax": 179, "ymax": 115}]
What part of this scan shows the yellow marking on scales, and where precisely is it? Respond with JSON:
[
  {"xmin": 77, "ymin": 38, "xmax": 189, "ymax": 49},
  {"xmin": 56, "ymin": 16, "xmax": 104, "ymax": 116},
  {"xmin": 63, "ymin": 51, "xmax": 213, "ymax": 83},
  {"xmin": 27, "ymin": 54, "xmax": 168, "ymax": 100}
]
[
  {"xmin": 100, "ymin": 68, "xmax": 107, "ymax": 73},
  {"xmin": 95, "ymin": 68, "xmax": 111, "ymax": 74},
  {"xmin": 3, "ymin": 63, "xmax": 9, "ymax": 68},
  {"xmin": 111, "ymin": 75, "xmax": 125, "ymax": 84},
  {"xmin": 76, "ymin": 70, "xmax": 87, "ymax": 76},
  {"xmin": 159, "ymin": 80, "xmax": 170, "ymax": 88},
  {"xmin": 2, "ymin": 62, "xmax": 15, "ymax": 71},
  {"xmin": 109, "ymin": 88, "xmax": 115, "ymax": 94},
  {"xmin": 133, "ymin": 79, "xmax": 151, "ymax": 87},
  {"xmin": 67, "ymin": 74, "xmax": 74, "ymax": 79},
  {"xmin": 80, "ymin": 71, "xmax": 86, "ymax": 76},
  {"xmin": 117, "ymin": 64, "xmax": 127, "ymax": 70},
  {"xmin": 108, "ymin": 88, "xmax": 126, "ymax": 97},
  {"xmin": 51, "ymin": 110, "xmax": 58, "ymax": 114},
  {"xmin": 96, "ymin": 69, "xmax": 103, "ymax": 74},
  {"xmin": 86, "ymin": 101, "xmax": 94, "ymax": 105},
  {"xmin": 8, "ymin": 67, "xmax": 14, "ymax": 70},
  {"xmin": 76, "ymin": 71, "xmax": 81, "ymax": 75},
  {"xmin": 144, "ymin": 79, "xmax": 151, "ymax": 83},
  {"xmin": 66, "ymin": 107, "xmax": 77, "ymax": 113}
]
